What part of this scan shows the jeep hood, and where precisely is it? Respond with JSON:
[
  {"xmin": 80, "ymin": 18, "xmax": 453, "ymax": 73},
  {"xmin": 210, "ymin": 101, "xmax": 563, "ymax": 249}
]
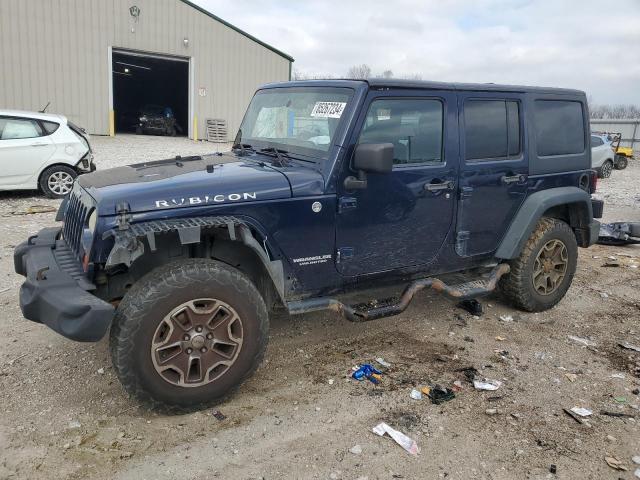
[{"xmin": 77, "ymin": 153, "xmax": 312, "ymax": 214}]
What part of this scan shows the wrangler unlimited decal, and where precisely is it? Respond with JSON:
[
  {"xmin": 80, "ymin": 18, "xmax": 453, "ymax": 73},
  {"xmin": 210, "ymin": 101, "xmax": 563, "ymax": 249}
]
[{"xmin": 155, "ymin": 192, "xmax": 257, "ymax": 208}]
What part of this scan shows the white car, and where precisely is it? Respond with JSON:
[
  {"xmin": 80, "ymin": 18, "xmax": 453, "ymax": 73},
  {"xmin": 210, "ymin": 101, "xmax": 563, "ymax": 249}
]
[
  {"xmin": 590, "ymin": 134, "xmax": 615, "ymax": 179},
  {"xmin": 0, "ymin": 110, "xmax": 95, "ymax": 198}
]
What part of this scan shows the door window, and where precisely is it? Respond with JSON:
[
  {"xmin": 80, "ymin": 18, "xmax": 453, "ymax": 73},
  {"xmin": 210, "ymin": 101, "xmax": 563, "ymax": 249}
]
[
  {"xmin": 0, "ymin": 117, "xmax": 44, "ymax": 140},
  {"xmin": 464, "ymin": 100, "xmax": 521, "ymax": 160},
  {"xmin": 359, "ymin": 98, "xmax": 444, "ymax": 165},
  {"xmin": 590, "ymin": 136, "xmax": 604, "ymax": 147},
  {"xmin": 534, "ymin": 100, "xmax": 585, "ymax": 156}
]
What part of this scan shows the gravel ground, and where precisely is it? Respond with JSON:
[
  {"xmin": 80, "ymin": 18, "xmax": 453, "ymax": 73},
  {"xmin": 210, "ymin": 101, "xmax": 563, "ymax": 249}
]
[{"xmin": 0, "ymin": 136, "xmax": 639, "ymax": 480}]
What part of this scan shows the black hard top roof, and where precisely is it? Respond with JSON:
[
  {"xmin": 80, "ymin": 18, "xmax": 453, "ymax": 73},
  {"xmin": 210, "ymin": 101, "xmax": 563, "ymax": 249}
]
[{"xmin": 262, "ymin": 78, "xmax": 584, "ymax": 96}]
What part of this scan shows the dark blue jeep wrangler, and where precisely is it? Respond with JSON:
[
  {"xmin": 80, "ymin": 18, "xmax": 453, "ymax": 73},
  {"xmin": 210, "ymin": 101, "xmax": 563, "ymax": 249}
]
[{"xmin": 14, "ymin": 79, "xmax": 602, "ymax": 410}]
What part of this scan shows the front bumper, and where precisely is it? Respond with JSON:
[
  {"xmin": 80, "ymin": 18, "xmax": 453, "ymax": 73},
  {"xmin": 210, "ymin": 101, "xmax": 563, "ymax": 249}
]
[{"xmin": 14, "ymin": 228, "xmax": 113, "ymax": 342}]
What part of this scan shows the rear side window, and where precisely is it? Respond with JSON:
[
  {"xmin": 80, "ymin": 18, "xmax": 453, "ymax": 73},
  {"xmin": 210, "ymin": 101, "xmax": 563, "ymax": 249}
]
[
  {"xmin": 41, "ymin": 121, "xmax": 60, "ymax": 135},
  {"xmin": 590, "ymin": 136, "xmax": 604, "ymax": 147},
  {"xmin": 0, "ymin": 117, "xmax": 44, "ymax": 140},
  {"xmin": 535, "ymin": 100, "xmax": 584, "ymax": 156},
  {"xmin": 464, "ymin": 100, "xmax": 520, "ymax": 160}
]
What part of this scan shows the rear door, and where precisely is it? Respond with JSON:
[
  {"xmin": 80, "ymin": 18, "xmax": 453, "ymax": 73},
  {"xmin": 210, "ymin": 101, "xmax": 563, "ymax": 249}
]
[
  {"xmin": 455, "ymin": 93, "xmax": 528, "ymax": 257},
  {"xmin": 335, "ymin": 90, "xmax": 459, "ymax": 276},
  {"xmin": 0, "ymin": 116, "xmax": 55, "ymax": 187}
]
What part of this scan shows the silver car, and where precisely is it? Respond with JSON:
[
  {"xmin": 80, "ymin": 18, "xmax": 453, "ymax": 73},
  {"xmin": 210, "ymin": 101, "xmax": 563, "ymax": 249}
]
[{"xmin": 591, "ymin": 134, "xmax": 615, "ymax": 178}]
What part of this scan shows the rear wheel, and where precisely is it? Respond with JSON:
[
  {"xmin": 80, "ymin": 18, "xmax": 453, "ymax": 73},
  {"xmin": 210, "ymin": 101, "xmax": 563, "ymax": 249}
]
[
  {"xmin": 614, "ymin": 155, "xmax": 628, "ymax": 170},
  {"xmin": 110, "ymin": 259, "xmax": 269, "ymax": 411},
  {"xmin": 500, "ymin": 218, "xmax": 578, "ymax": 312},
  {"xmin": 599, "ymin": 160, "xmax": 613, "ymax": 178},
  {"xmin": 39, "ymin": 165, "xmax": 77, "ymax": 198}
]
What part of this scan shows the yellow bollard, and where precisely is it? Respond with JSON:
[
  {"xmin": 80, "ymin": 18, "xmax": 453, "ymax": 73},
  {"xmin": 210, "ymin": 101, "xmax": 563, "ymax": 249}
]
[{"xmin": 193, "ymin": 116, "xmax": 198, "ymax": 141}]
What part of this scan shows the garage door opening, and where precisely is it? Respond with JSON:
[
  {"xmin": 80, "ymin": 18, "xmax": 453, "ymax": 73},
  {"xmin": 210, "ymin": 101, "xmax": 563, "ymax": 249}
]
[{"xmin": 112, "ymin": 49, "xmax": 189, "ymax": 137}]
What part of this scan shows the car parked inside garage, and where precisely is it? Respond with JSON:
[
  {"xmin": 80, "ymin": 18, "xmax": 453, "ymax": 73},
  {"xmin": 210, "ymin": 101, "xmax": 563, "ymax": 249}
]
[{"xmin": 0, "ymin": 110, "xmax": 95, "ymax": 198}]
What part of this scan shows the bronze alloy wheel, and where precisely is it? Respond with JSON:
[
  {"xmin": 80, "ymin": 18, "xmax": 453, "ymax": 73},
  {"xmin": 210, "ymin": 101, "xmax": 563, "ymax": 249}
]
[
  {"xmin": 151, "ymin": 298, "xmax": 243, "ymax": 387},
  {"xmin": 532, "ymin": 239, "xmax": 568, "ymax": 295}
]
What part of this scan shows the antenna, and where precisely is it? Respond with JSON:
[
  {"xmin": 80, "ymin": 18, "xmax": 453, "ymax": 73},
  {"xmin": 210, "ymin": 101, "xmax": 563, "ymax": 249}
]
[{"xmin": 39, "ymin": 101, "xmax": 50, "ymax": 113}]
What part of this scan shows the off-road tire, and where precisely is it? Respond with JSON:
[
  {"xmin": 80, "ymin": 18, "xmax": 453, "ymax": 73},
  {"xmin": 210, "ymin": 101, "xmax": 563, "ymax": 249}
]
[
  {"xmin": 614, "ymin": 155, "xmax": 628, "ymax": 170},
  {"xmin": 599, "ymin": 160, "xmax": 613, "ymax": 178},
  {"xmin": 500, "ymin": 218, "xmax": 578, "ymax": 312},
  {"xmin": 110, "ymin": 259, "xmax": 269, "ymax": 412},
  {"xmin": 39, "ymin": 165, "xmax": 77, "ymax": 198}
]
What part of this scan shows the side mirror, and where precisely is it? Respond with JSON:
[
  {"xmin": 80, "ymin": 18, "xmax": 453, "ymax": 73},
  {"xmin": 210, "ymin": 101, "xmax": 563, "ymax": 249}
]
[
  {"xmin": 354, "ymin": 143, "xmax": 394, "ymax": 173},
  {"xmin": 344, "ymin": 143, "xmax": 394, "ymax": 190}
]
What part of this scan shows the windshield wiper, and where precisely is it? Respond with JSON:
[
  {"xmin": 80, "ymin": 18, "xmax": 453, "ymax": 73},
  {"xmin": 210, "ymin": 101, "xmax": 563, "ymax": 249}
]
[
  {"xmin": 232, "ymin": 143, "xmax": 254, "ymax": 156},
  {"xmin": 259, "ymin": 147, "xmax": 290, "ymax": 167}
]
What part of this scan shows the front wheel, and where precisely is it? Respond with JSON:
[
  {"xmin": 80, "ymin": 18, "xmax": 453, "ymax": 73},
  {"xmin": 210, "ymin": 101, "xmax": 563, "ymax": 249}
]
[
  {"xmin": 500, "ymin": 218, "xmax": 578, "ymax": 312},
  {"xmin": 110, "ymin": 259, "xmax": 269, "ymax": 411}
]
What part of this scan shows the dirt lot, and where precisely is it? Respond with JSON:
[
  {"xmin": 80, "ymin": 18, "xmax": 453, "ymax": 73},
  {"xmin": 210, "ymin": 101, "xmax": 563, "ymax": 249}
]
[{"xmin": 0, "ymin": 135, "xmax": 639, "ymax": 480}]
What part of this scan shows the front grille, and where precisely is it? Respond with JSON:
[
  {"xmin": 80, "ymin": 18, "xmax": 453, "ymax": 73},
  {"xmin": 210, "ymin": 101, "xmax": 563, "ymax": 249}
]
[{"xmin": 62, "ymin": 185, "xmax": 94, "ymax": 259}]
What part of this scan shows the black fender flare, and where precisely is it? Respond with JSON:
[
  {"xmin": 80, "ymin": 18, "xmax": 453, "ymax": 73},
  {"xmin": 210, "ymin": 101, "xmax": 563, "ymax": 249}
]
[
  {"xmin": 102, "ymin": 215, "xmax": 287, "ymax": 302},
  {"xmin": 495, "ymin": 187, "xmax": 594, "ymax": 259}
]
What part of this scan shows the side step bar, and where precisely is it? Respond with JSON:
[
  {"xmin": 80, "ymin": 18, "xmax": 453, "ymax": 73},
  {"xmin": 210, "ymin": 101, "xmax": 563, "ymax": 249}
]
[{"xmin": 287, "ymin": 263, "xmax": 510, "ymax": 322}]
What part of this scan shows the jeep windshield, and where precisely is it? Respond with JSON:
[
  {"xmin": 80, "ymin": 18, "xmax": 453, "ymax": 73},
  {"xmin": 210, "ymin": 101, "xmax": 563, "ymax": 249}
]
[{"xmin": 235, "ymin": 87, "xmax": 354, "ymax": 161}]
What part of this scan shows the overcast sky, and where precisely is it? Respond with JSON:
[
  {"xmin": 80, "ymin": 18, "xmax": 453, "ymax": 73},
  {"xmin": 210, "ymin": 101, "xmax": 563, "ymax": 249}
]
[{"xmin": 194, "ymin": 0, "xmax": 640, "ymax": 105}]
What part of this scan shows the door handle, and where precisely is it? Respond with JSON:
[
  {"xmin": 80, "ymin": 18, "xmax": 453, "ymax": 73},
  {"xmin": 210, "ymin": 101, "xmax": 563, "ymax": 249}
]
[
  {"xmin": 424, "ymin": 180, "xmax": 454, "ymax": 192},
  {"xmin": 31, "ymin": 143, "xmax": 48, "ymax": 147},
  {"xmin": 501, "ymin": 174, "xmax": 526, "ymax": 184}
]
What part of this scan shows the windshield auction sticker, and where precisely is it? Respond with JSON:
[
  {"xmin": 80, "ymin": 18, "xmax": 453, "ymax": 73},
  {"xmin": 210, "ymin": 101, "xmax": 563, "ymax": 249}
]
[{"xmin": 310, "ymin": 102, "xmax": 347, "ymax": 118}]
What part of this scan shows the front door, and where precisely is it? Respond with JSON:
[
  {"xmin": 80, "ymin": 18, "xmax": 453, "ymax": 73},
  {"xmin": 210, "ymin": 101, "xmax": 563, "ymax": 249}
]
[
  {"xmin": 335, "ymin": 91, "xmax": 458, "ymax": 276},
  {"xmin": 455, "ymin": 93, "xmax": 528, "ymax": 257}
]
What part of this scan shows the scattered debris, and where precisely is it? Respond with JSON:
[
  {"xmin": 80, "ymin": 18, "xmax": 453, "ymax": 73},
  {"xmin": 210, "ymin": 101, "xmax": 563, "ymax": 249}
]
[
  {"xmin": 328, "ymin": 378, "xmax": 335, "ymax": 385},
  {"xmin": 568, "ymin": 335, "xmax": 597, "ymax": 347},
  {"xmin": 564, "ymin": 373, "xmax": 578, "ymax": 382},
  {"xmin": 597, "ymin": 222, "xmax": 640, "ymax": 246},
  {"xmin": 485, "ymin": 408, "xmax": 498, "ymax": 415},
  {"xmin": 604, "ymin": 455, "xmax": 628, "ymax": 471},
  {"xmin": 473, "ymin": 378, "xmax": 502, "ymax": 391},
  {"xmin": 619, "ymin": 342, "xmax": 640, "ymax": 352},
  {"xmin": 212, "ymin": 410, "xmax": 226, "ymax": 421},
  {"xmin": 600, "ymin": 410, "xmax": 635, "ymax": 419},
  {"xmin": 563, "ymin": 408, "xmax": 588, "ymax": 425},
  {"xmin": 451, "ymin": 380, "xmax": 464, "ymax": 392},
  {"xmin": 349, "ymin": 444, "xmax": 362, "ymax": 455},
  {"xmin": 602, "ymin": 260, "xmax": 621, "ymax": 267},
  {"xmin": 611, "ymin": 373, "xmax": 626, "ymax": 379},
  {"xmin": 569, "ymin": 407, "xmax": 593, "ymax": 417},
  {"xmin": 352, "ymin": 364, "xmax": 382, "ymax": 384},
  {"xmin": 428, "ymin": 385, "xmax": 455, "ymax": 405},
  {"xmin": 10, "ymin": 205, "xmax": 57, "ymax": 216},
  {"xmin": 457, "ymin": 299, "xmax": 483, "ymax": 316},
  {"xmin": 635, "ymin": 468, "xmax": 640, "ymax": 479},
  {"xmin": 614, "ymin": 396, "xmax": 627, "ymax": 404},
  {"xmin": 68, "ymin": 420, "xmax": 81, "ymax": 429},
  {"xmin": 495, "ymin": 336, "xmax": 506, "ymax": 341},
  {"xmin": 499, "ymin": 315, "xmax": 513, "ymax": 323},
  {"xmin": 549, "ymin": 464, "xmax": 557, "ymax": 474},
  {"xmin": 372, "ymin": 422, "xmax": 419, "ymax": 456},
  {"xmin": 97, "ymin": 368, "xmax": 105, "ymax": 375},
  {"xmin": 600, "ymin": 292, "xmax": 609, "ymax": 298},
  {"xmin": 456, "ymin": 366, "xmax": 479, "ymax": 383},
  {"xmin": 410, "ymin": 389, "xmax": 423, "ymax": 400},
  {"xmin": 463, "ymin": 336, "xmax": 475, "ymax": 343},
  {"xmin": 375, "ymin": 357, "xmax": 391, "ymax": 368},
  {"xmin": 633, "ymin": 456, "xmax": 640, "ymax": 465},
  {"xmin": 421, "ymin": 386, "xmax": 431, "ymax": 396}
]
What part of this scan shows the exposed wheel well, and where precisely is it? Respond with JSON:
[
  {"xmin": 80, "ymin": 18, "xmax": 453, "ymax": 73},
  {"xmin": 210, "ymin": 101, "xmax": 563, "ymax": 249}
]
[{"xmin": 541, "ymin": 202, "xmax": 592, "ymax": 247}]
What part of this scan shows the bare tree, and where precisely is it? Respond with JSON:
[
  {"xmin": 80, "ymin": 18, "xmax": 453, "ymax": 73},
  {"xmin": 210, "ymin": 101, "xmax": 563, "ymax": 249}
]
[
  {"xmin": 346, "ymin": 64, "xmax": 372, "ymax": 79},
  {"xmin": 589, "ymin": 102, "xmax": 640, "ymax": 119},
  {"xmin": 382, "ymin": 70, "xmax": 394, "ymax": 79},
  {"xmin": 291, "ymin": 68, "xmax": 333, "ymax": 81}
]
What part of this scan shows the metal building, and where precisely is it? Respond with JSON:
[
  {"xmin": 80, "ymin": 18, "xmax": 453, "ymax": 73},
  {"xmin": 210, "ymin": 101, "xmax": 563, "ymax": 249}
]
[
  {"xmin": 590, "ymin": 119, "xmax": 639, "ymax": 150},
  {"xmin": 0, "ymin": 0, "xmax": 293, "ymax": 139}
]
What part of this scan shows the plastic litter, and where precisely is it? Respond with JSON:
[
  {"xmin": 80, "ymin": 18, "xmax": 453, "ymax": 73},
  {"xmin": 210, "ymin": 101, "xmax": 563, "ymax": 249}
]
[
  {"xmin": 499, "ymin": 315, "xmax": 513, "ymax": 322},
  {"xmin": 428, "ymin": 385, "xmax": 456, "ymax": 404},
  {"xmin": 568, "ymin": 335, "xmax": 597, "ymax": 347},
  {"xmin": 611, "ymin": 373, "xmax": 625, "ymax": 379},
  {"xmin": 375, "ymin": 357, "xmax": 391, "ymax": 368},
  {"xmin": 410, "ymin": 389, "xmax": 423, "ymax": 400},
  {"xmin": 564, "ymin": 373, "xmax": 578, "ymax": 382},
  {"xmin": 569, "ymin": 407, "xmax": 592, "ymax": 417},
  {"xmin": 632, "ymin": 456, "xmax": 640, "ymax": 465},
  {"xmin": 372, "ymin": 422, "xmax": 419, "ymax": 455},
  {"xmin": 352, "ymin": 364, "xmax": 382, "ymax": 384},
  {"xmin": 635, "ymin": 468, "xmax": 640, "ymax": 479},
  {"xmin": 473, "ymin": 378, "xmax": 502, "ymax": 391}
]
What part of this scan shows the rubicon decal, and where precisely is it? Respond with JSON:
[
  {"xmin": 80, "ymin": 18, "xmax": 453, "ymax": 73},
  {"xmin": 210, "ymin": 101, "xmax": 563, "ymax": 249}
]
[{"xmin": 155, "ymin": 192, "xmax": 257, "ymax": 208}]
